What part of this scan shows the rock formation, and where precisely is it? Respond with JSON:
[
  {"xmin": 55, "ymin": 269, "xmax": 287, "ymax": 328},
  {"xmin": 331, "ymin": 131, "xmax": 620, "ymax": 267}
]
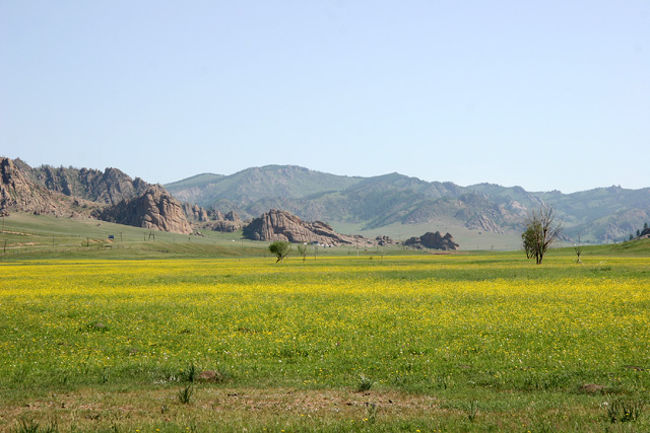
[
  {"xmin": 96, "ymin": 186, "xmax": 193, "ymax": 234},
  {"xmin": 1, "ymin": 157, "xmax": 36, "ymax": 211},
  {"xmin": 375, "ymin": 235, "xmax": 395, "ymax": 246},
  {"xmin": 19, "ymin": 163, "xmax": 150, "ymax": 205},
  {"xmin": 1, "ymin": 156, "xmax": 194, "ymax": 234},
  {"xmin": 1, "ymin": 157, "xmax": 93, "ymax": 217},
  {"xmin": 182, "ymin": 203, "xmax": 245, "ymax": 232},
  {"xmin": 404, "ymin": 231, "xmax": 459, "ymax": 250},
  {"xmin": 207, "ymin": 219, "xmax": 244, "ymax": 232},
  {"xmin": 243, "ymin": 209, "xmax": 375, "ymax": 247},
  {"xmin": 183, "ymin": 203, "xmax": 210, "ymax": 222}
]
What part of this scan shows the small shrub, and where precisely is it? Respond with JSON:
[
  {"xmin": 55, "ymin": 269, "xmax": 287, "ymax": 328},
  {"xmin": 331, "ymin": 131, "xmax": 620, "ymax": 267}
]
[
  {"xmin": 365, "ymin": 402, "xmax": 378, "ymax": 423},
  {"xmin": 466, "ymin": 400, "xmax": 479, "ymax": 422},
  {"xmin": 16, "ymin": 420, "xmax": 40, "ymax": 433},
  {"xmin": 184, "ymin": 363, "xmax": 197, "ymax": 383},
  {"xmin": 15, "ymin": 419, "xmax": 58, "ymax": 433},
  {"xmin": 177, "ymin": 384, "xmax": 194, "ymax": 404},
  {"xmin": 606, "ymin": 399, "xmax": 644, "ymax": 423},
  {"xmin": 435, "ymin": 374, "xmax": 454, "ymax": 390},
  {"xmin": 357, "ymin": 374, "xmax": 374, "ymax": 392}
]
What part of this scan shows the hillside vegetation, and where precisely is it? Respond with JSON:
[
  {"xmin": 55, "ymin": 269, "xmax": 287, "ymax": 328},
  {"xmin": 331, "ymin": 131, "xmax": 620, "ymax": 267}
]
[
  {"xmin": 2, "ymin": 212, "xmax": 650, "ymax": 261},
  {"xmin": 166, "ymin": 165, "xmax": 650, "ymax": 244}
]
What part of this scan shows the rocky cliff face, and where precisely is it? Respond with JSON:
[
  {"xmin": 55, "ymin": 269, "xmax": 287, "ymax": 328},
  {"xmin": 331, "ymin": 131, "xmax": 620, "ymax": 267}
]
[
  {"xmin": 3, "ymin": 156, "xmax": 193, "ymax": 234},
  {"xmin": 404, "ymin": 231, "xmax": 459, "ymax": 250},
  {"xmin": 96, "ymin": 186, "xmax": 193, "ymax": 234},
  {"xmin": 243, "ymin": 209, "xmax": 375, "ymax": 247},
  {"xmin": 22, "ymin": 164, "xmax": 150, "ymax": 205},
  {"xmin": 1, "ymin": 157, "xmax": 35, "ymax": 211},
  {"xmin": 1, "ymin": 157, "xmax": 93, "ymax": 217}
]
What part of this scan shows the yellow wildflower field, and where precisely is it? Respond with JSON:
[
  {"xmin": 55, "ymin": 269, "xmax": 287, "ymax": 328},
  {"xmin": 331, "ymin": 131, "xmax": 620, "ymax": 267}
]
[{"xmin": 0, "ymin": 254, "xmax": 648, "ymax": 432}]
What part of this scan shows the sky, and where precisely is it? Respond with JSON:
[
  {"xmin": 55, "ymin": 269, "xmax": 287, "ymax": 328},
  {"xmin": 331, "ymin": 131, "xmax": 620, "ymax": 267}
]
[{"xmin": 1, "ymin": 1, "xmax": 649, "ymax": 193}]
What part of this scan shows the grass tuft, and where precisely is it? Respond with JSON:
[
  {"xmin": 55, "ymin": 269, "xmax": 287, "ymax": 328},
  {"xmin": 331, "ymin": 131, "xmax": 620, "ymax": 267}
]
[
  {"xmin": 356, "ymin": 374, "xmax": 374, "ymax": 392},
  {"xmin": 177, "ymin": 384, "xmax": 194, "ymax": 404},
  {"xmin": 15, "ymin": 419, "xmax": 58, "ymax": 433},
  {"xmin": 606, "ymin": 398, "xmax": 645, "ymax": 423}
]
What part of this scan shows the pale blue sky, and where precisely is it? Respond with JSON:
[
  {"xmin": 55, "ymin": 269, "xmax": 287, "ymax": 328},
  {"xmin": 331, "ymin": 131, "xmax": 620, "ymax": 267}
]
[{"xmin": 1, "ymin": 1, "xmax": 648, "ymax": 192}]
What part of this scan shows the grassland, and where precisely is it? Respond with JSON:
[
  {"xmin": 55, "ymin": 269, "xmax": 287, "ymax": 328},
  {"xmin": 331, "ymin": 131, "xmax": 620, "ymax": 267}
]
[
  {"xmin": 0, "ymin": 213, "xmax": 268, "ymax": 260},
  {"xmin": 1, "ymin": 238, "xmax": 649, "ymax": 432}
]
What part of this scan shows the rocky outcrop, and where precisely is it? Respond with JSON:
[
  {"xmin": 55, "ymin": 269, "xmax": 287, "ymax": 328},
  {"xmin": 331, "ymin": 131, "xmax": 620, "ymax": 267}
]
[
  {"xmin": 1, "ymin": 157, "xmax": 35, "ymax": 211},
  {"xmin": 3, "ymin": 157, "xmax": 194, "ymax": 234},
  {"xmin": 243, "ymin": 209, "xmax": 375, "ymax": 247},
  {"xmin": 183, "ymin": 203, "xmax": 210, "ymax": 222},
  {"xmin": 1, "ymin": 157, "xmax": 94, "ymax": 217},
  {"xmin": 404, "ymin": 231, "xmax": 459, "ymax": 250},
  {"xmin": 208, "ymin": 210, "xmax": 244, "ymax": 232},
  {"xmin": 22, "ymin": 164, "xmax": 150, "ymax": 205},
  {"xmin": 207, "ymin": 219, "xmax": 244, "ymax": 232},
  {"xmin": 96, "ymin": 186, "xmax": 193, "ymax": 234},
  {"xmin": 182, "ymin": 203, "xmax": 245, "ymax": 232},
  {"xmin": 375, "ymin": 235, "xmax": 395, "ymax": 246},
  {"xmin": 224, "ymin": 211, "xmax": 240, "ymax": 222}
]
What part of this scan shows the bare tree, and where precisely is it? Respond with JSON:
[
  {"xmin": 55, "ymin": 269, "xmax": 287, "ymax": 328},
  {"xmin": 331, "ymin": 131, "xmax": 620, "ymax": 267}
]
[
  {"xmin": 522, "ymin": 206, "xmax": 561, "ymax": 264},
  {"xmin": 574, "ymin": 236, "xmax": 583, "ymax": 264}
]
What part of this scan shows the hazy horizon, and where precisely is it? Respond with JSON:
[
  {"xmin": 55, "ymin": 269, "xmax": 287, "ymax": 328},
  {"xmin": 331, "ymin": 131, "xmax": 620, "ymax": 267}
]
[{"xmin": 2, "ymin": 1, "xmax": 649, "ymax": 192}]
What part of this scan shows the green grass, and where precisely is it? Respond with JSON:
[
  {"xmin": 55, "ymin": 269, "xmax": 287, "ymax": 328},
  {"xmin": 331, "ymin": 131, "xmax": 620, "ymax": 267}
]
[
  {"xmin": 3, "ymin": 212, "xmax": 649, "ymax": 261},
  {"xmin": 330, "ymin": 219, "xmax": 524, "ymax": 251},
  {"xmin": 0, "ymin": 213, "xmax": 268, "ymax": 260},
  {"xmin": 0, "ymin": 248, "xmax": 648, "ymax": 432}
]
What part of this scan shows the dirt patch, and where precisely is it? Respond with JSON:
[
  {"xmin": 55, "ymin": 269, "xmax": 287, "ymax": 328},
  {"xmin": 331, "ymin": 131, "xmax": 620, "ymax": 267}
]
[
  {"xmin": 0, "ymin": 387, "xmax": 442, "ymax": 429},
  {"xmin": 0, "ymin": 230, "xmax": 30, "ymax": 236},
  {"xmin": 579, "ymin": 384, "xmax": 606, "ymax": 394}
]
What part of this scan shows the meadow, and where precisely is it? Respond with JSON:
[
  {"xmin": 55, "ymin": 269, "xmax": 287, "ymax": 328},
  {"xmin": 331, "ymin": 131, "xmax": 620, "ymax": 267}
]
[{"xmin": 0, "ymin": 248, "xmax": 649, "ymax": 432}]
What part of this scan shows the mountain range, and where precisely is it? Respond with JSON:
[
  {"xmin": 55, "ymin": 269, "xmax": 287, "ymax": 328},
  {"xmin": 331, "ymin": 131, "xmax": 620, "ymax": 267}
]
[
  {"xmin": 165, "ymin": 165, "xmax": 650, "ymax": 244},
  {"xmin": 2, "ymin": 156, "xmax": 647, "ymax": 248}
]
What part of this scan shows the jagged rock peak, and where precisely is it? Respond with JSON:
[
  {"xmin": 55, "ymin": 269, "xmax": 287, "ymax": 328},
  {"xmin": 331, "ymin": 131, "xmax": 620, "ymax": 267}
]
[
  {"xmin": 183, "ymin": 202, "xmax": 209, "ymax": 222},
  {"xmin": 1, "ymin": 157, "xmax": 32, "ymax": 210},
  {"xmin": 25, "ymin": 163, "xmax": 151, "ymax": 205},
  {"xmin": 225, "ymin": 211, "xmax": 240, "ymax": 222},
  {"xmin": 404, "ymin": 231, "xmax": 459, "ymax": 250},
  {"xmin": 96, "ymin": 186, "xmax": 193, "ymax": 234},
  {"xmin": 0, "ymin": 157, "xmax": 91, "ymax": 217}
]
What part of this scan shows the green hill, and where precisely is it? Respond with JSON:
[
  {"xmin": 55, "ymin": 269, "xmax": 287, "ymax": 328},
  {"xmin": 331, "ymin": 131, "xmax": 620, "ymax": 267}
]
[
  {"xmin": 166, "ymin": 165, "xmax": 650, "ymax": 245},
  {"xmin": 0, "ymin": 213, "xmax": 265, "ymax": 260}
]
